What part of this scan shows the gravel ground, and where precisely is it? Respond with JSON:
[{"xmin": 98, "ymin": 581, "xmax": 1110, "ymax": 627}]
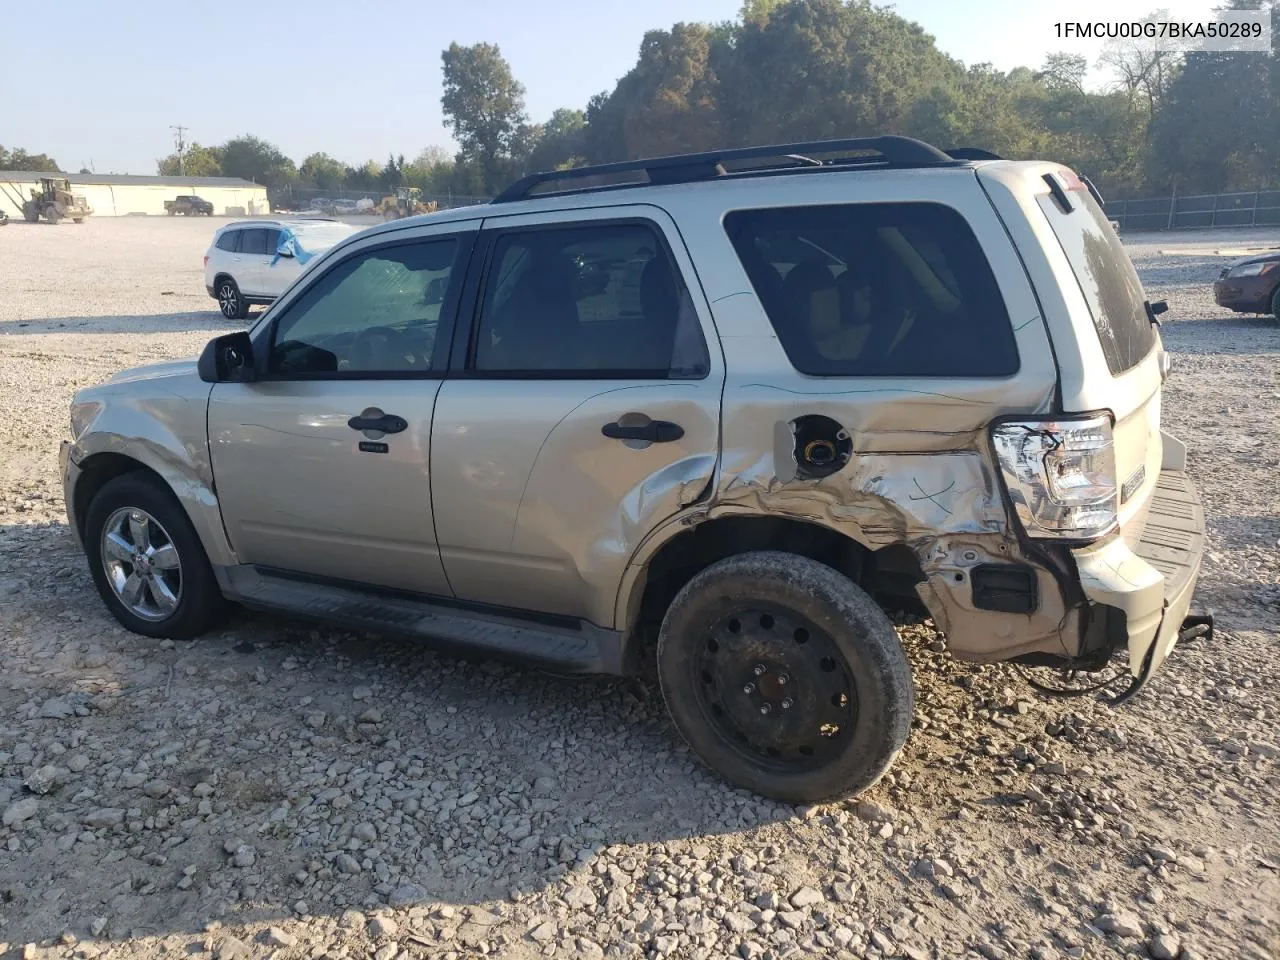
[{"xmin": 1, "ymin": 217, "xmax": 1277, "ymax": 960}]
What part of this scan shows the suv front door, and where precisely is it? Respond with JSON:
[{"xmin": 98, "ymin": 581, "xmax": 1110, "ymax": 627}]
[
  {"xmin": 207, "ymin": 223, "xmax": 475, "ymax": 595},
  {"xmin": 430, "ymin": 206, "xmax": 724, "ymax": 627}
]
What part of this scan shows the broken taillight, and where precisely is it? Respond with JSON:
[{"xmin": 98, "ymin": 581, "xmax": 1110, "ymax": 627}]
[{"xmin": 991, "ymin": 414, "xmax": 1118, "ymax": 541}]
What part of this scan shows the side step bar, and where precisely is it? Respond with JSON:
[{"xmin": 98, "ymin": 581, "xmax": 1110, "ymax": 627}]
[{"xmin": 218, "ymin": 565, "xmax": 628, "ymax": 675}]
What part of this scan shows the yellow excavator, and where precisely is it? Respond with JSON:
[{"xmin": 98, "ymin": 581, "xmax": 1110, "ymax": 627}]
[
  {"xmin": 374, "ymin": 188, "xmax": 437, "ymax": 220},
  {"xmin": 22, "ymin": 177, "xmax": 92, "ymax": 223}
]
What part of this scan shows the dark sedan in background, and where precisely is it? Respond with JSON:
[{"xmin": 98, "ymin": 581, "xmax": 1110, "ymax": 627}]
[{"xmin": 1214, "ymin": 252, "xmax": 1280, "ymax": 317}]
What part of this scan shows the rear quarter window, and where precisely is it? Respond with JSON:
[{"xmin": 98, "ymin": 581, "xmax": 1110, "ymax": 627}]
[
  {"xmin": 215, "ymin": 230, "xmax": 240, "ymax": 253},
  {"xmin": 1036, "ymin": 178, "xmax": 1155, "ymax": 375},
  {"xmin": 723, "ymin": 202, "xmax": 1018, "ymax": 378}
]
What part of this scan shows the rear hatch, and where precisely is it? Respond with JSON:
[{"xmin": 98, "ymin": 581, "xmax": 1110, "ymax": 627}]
[{"xmin": 1033, "ymin": 170, "xmax": 1163, "ymax": 540}]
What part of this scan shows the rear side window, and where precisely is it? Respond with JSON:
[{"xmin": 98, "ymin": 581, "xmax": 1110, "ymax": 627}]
[
  {"xmin": 473, "ymin": 221, "xmax": 708, "ymax": 378},
  {"xmin": 240, "ymin": 229, "xmax": 268, "ymax": 256},
  {"xmin": 1036, "ymin": 174, "xmax": 1155, "ymax": 374},
  {"xmin": 724, "ymin": 203, "xmax": 1018, "ymax": 377},
  {"xmin": 215, "ymin": 230, "xmax": 240, "ymax": 253}
]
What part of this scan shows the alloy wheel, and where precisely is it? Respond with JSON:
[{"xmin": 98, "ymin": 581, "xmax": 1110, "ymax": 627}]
[{"xmin": 100, "ymin": 506, "xmax": 183, "ymax": 621}]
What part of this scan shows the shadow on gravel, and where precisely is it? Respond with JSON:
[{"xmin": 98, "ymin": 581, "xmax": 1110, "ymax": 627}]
[
  {"xmin": 0, "ymin": 312, "xmax": 252, "ymax": 336},
  {"xmin": 0, "ymin": 519, "xmax": 804, "ymax": 943}
]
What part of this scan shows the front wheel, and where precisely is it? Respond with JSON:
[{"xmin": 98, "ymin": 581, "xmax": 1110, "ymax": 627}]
[
  {"xmin": 657, "ymin": 551, "xmax": 914, "ymax": 803},
  {"xmin": 216, "ymin": 277, "xmax": 249, "ymax": 320},
  {"xmin": 84, "ymin": 473, "xmax": 225, "ymax": 639}
]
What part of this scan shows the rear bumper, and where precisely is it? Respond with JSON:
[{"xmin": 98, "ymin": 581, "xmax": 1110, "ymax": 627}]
[{"xmin": 1072, "ymin": 434, "xmax": 1205, "ymax": 683}]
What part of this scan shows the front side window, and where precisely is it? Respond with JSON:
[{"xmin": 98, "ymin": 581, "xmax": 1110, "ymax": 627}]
[
  {"xmin": 724, "ymin": 203, "xmax": 1019, "ymax": 377},
  {"xmin": 262, "ymin": 228, "xmax": 282, "ymax": 256},
  {"xmin": 473, "ymin": 222, "xmax": 708, "ymax": 377},
  {"xmin": 215, "ymin": 230, "xmax": 240, "ymax": 253},
  {"xmin": 268, "ymin": 239, "xmax": 459, "ymax": 375}
]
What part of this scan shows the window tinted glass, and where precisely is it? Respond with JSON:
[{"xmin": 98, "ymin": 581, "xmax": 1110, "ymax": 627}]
[
  {"xmin": 240, "ymin": 229, "xmax": 268, "ymax": 256},
  {"xmin": 262, "ymin": 228, "xmax": 282, "ymax": 255},
  {"xmin": 215, "ymin": 230, "xmax": 240, "ymax": 253},
  {"xmin": 474, "ymin": 222, "xmax": 708, "ymax": 377},
  {"xmin": 1037, "ymin": 185, "xmax": 1155, "ymax": 375},
  {"xmin": 724, "ymin": 203, "xmax": 1018, "ymax": 377},
  {"xmin": 269, "ymin": 239, "xmax": 458, "ymax": 375}
]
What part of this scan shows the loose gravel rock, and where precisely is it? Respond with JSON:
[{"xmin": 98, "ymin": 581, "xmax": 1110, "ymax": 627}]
[{"xmin": 0, "ymin": 219, "xmax": 1277, "ymax": 959}]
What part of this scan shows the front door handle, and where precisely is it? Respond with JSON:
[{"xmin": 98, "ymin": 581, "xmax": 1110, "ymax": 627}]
[
  {"xmin": 348, "ymin": 409, "xmax": 408, "ymax": 434},
  {"xmin": 602, "ymin": 419, "xmax": 684, "ymax": 443}
]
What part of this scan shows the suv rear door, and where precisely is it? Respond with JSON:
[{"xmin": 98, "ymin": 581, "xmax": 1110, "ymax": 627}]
[{"xmin": 429, "ymin": 205, "xmax": 724, "ymax": 627}]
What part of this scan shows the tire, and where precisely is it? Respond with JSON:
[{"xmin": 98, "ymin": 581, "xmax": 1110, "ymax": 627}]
[
  {"xmin": 1271, "ymin": 285, "xmax": 1280, "ymax": 319},
  {"xmin": 84, "ymin": 473, "xmax": 225, "ymax": 640},
  {"xmin": 216, "ymin": 276, "xmax": 249, "ymax": 320},
  {"xmin": 73, "ymin": 218, "xmax": 84, "ymax": 224},
  {"xmin": 657, "ymin": 551, "xmax": 913, "ymax": 803},
  {"xmin": 44, "ymin": 206, "xmax": 61, "ymax": 224}
]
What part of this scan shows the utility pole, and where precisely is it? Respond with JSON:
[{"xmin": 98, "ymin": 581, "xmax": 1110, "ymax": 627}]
[{"xmin": 170, "ymin": 125, "xmax": 189, "ymax": 176}]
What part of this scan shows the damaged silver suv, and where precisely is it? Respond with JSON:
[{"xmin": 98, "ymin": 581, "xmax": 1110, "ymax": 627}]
[{"xmin": 61, "ymin": 137, "xmax": 1208, "ymax": 803}]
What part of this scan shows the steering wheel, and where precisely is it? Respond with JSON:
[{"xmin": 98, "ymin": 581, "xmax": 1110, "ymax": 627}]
[{"xmin": 348, "ymin": 325, "xmax": 414, "ymax": 371}]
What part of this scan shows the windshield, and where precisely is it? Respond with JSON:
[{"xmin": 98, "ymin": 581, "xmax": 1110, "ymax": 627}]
[{"xmin": 1036, "ymin": 173, "xmax": 1155, "ymax": 375}]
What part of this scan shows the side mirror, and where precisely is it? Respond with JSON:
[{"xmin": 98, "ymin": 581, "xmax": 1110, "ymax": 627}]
[
  {"xmin": 197, "ymin": 331, "xmax": 257, "ymax": 383},
  {"xmin": 277, "ymin": 247, "xmax": 294, "ymax": 258}
]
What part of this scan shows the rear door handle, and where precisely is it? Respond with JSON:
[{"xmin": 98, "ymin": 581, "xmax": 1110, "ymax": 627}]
[
  {"xmin": 348, "ymin": 410, "xmax": 408, "ymax": 434},
  {"xmin": 602, "ymin": 419, "xmax": 684, "ymax": 443}
]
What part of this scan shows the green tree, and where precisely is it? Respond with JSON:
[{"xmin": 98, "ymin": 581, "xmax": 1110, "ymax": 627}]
[
  {"xmin": 298, "ymin": 152, "xmax": 347, "ymax": 190},
  {"xmin": 440, "ymin": 42, "xmax": 528, "ymax": 192},
  {"xmin": 0, "ymin": 146, "xmax": 61, "ymax": 171},
  {"xmin": 402, "ymin": 146, "xmax": 455, "ymax": 193},
  {"xmin": 585, "ymin": 23, "xmax": 726, "ymax": 162},
  {"xmin": 526, "ymin": 108, "xmax": 588, "ymax": 171},
  {"xmin": 217, "ymin": 135, "xmax": 297, "ymax": 187},
  {"xmin": 157, "ymin": 142, "xmax": 222, "ymax": 177}
]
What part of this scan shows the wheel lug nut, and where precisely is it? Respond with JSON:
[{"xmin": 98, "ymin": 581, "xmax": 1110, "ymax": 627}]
[
  {"xmin": 759, "ymin": 703, "xmax": 772, "ymax": 715},
  {"xmin": 777, "ymin": 673, "xmax": 790, "ymax": 685},
  {"xmin": 781, "ymin": 697, "xmax": 794, "ymax": 710},
  {"xmin": 743, "ymin": 682, "xmax": 755, "ymax": 694},
  {"xmin": 753, "ymin": 664, "xmax": 766, "ymax": 676}
]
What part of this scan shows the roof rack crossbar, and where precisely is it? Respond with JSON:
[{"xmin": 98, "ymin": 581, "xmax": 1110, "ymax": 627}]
[{"xmin": 492, "ymin": 135, "xmax": 956, "ymax": 203}]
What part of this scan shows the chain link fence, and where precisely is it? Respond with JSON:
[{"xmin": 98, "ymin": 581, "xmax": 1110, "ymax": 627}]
[{"xmin": 1107, "ymin": 190, "xmax": 1280, "ymax": 232}]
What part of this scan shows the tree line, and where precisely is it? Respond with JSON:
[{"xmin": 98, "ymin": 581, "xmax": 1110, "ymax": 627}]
[{"xmin": 6, "ymin": 0, "xmax": 1276, "ymax": 200}]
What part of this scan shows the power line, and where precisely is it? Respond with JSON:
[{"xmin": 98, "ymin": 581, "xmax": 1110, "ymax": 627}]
[{"xmin": 170, "ymin": 125, "xmax": 189, "ymax": 176}]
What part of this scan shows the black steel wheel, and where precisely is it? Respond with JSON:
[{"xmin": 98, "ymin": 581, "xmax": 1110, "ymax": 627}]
[{"xmin": 658, "ymin": 551, "xmax": 913, "ymax": 803}]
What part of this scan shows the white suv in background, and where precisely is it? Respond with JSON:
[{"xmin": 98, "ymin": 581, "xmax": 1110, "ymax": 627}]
[{"xmin": 204, "ymin": 219, "xmax": 356, "ymax": 319}]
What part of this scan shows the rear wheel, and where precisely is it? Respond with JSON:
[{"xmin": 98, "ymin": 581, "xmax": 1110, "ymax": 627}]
[
  {"xmin": 217, "ymin": 277, "xmax": 249, "ymax": 320},
  {"xmin": 1271, "ymin": 285, "xmax": 1280, "ymax": 319},
  {"xmin": 657, "ymin": 551, "xmax": 913, "ymax": 803},
  {"xmin": 84, "ymin": 474, "xmax": 224, "ymax": 639},
  {"xmin": 44, "ymin": 205, "xmax": 61, "ymax": 224}
]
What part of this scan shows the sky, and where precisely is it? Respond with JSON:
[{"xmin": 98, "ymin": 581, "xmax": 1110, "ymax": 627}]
[{"xmin": 1, "ymin": 0, "xmax": 1225, "ymax": 176}]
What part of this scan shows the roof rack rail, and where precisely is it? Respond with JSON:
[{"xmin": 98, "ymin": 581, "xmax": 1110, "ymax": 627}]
[
  {"xmin": 945, "ymin": 147, "xmax": 1002, "ymax": 161},
  {"xmin": 492, "ymin": 135, "xmax": 958, "ymax": 204}
]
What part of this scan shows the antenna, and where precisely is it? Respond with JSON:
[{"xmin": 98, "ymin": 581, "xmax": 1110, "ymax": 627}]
[{"xmin": 170, "ymin": 125, "xmax": 189, "ymax": 176}]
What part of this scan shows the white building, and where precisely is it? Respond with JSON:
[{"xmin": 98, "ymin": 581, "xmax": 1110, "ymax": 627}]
[{"xmin": 0, "ymin": 172, "xmax": 270, "ymax": 218}]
